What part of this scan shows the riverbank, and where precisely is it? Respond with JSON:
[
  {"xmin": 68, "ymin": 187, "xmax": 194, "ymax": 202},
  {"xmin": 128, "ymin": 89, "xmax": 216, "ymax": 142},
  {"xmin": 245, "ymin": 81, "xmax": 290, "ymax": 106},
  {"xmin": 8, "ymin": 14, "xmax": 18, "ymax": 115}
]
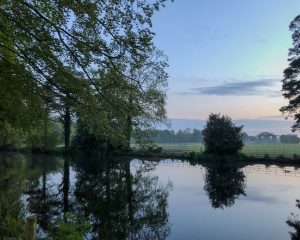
[
  {"xmin": 125, "ymin": 149, "xmax": 300, "ymax": 165},
  {"xmin": 136, "ymin": 143, "xmax": 300, "ymax": 158},
  {"xmin": 2, "ymin": 147, "xmax": 300, "ymax": 166}
]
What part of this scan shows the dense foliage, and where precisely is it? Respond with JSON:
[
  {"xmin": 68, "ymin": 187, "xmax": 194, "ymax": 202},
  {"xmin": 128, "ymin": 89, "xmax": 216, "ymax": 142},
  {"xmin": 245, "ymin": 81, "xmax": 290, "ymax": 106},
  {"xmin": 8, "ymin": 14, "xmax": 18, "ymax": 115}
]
[
  {"xmin": 0, "ymin": 0, "xmax": 171, "ymax": 152},
  {"xmin": 281, "ymin": 15, "xmax": 300, "ymax": 131},
  {"xmin": 202, "ymin": 113, "xmax": 244, "ymax": 155},
  {"xmin": 46, "ymin": 213, "xmax": 91, "ymax": 240},
  {"xmin": 0, "ymin": 119, "xmax": 63, "ymax": 151}
]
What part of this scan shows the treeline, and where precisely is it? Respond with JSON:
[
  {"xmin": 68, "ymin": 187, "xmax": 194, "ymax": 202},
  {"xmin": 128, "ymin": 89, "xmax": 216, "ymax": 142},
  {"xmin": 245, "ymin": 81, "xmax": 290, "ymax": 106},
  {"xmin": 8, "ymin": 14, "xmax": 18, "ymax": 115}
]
[
  {"xmin": 147, "ymin": 129, "xmax": 203, "ymax": 143},
  {"xmin": 243, "ymin": 132, "xmax": 300, "ymax": 144},
  {"xmin": 0, "ymin": 1, "xmax": 170, "ymax": 153},
  {"xmin": 146, "ymin": 129, "xmax": 300, "ymax": 144}
]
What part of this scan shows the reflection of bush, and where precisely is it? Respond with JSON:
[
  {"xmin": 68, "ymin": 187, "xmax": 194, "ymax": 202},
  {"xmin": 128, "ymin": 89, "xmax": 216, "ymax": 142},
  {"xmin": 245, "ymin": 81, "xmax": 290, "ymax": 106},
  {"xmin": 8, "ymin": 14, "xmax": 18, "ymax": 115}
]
[
  {"xmin": 287, "ymin": 200, "xmax": 300, "ymax": 240},
  {"xmin": 204, "ymin": 163, "xmax": 246, "ymax": 209}
]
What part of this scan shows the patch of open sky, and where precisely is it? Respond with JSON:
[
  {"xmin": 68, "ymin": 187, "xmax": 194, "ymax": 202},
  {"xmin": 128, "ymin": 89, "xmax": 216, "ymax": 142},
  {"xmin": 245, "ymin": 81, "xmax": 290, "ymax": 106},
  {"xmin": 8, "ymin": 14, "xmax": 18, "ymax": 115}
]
[{"xmin": 150, "ymin": 0, "xmax": 300, "ymax": 120}]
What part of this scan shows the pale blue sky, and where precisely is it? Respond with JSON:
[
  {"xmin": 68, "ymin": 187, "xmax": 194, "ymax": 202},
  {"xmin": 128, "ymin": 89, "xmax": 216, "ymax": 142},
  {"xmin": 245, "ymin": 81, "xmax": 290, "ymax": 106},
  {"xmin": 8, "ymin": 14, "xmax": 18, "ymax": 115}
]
[{"xmin": 152, "ymin": 0, "xmax": 300, "ymax": 120}]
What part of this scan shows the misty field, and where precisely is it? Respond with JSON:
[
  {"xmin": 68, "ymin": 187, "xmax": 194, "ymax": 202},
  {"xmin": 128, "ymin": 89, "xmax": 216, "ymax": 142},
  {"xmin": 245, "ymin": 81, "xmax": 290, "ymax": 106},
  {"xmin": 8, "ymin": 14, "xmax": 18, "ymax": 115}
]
[{"xmin": 154, "ymin": 143, "xmax": 300, "ymax": 158}]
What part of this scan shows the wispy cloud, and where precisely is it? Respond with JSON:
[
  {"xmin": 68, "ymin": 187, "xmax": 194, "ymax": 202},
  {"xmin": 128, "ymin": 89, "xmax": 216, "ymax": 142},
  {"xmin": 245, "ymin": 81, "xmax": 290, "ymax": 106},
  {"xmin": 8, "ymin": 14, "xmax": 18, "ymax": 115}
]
[
  {"xmin": 257, "ymin": 115, "xmax": 286, "ymax": 120},
  {"xmin": 254, "ymin": 37, "xmax": 269, "ymax": 45},
  {"xmin": 187, "ymin": 79, "xmax": 280, "ymax": 96}
]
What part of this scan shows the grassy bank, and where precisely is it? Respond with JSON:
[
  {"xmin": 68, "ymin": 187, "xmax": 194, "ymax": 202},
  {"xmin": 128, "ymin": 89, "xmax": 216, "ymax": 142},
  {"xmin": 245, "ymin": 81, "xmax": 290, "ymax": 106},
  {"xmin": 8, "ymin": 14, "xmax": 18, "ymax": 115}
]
[{"xmin": 142, "ymin": 143, "xmax": 300, "ymax": 158}]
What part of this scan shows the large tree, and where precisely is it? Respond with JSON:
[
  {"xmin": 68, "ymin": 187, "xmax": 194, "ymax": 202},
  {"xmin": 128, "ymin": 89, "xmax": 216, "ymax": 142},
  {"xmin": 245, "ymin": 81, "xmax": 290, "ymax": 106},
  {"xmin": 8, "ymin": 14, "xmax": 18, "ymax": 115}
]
[
  {"xmin": 281, "ymin": 15, "xmax": 300, "ymax": 131},
  {"xmin": 0, "ymin": 0, "xmax": 170, "ymax": 150}
]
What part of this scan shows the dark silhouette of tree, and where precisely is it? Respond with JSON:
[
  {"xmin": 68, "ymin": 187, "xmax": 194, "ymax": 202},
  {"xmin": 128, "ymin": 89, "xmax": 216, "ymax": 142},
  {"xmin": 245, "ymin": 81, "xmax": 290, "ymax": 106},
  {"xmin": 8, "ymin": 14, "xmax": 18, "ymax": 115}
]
[
  {"xmin": 204, "ymin": 162, "xmax": 246, "ymax": 209},
  {"xmin": 202, "ymin": 113, "xmax": 244, "ymax": 155},
  {"xmin": 281, "ymin": 15, "xmax": 300, "ymax": 131},
  {"xmin": 287, "ymin": 199, "xmax": 300, "ymax": 240}
]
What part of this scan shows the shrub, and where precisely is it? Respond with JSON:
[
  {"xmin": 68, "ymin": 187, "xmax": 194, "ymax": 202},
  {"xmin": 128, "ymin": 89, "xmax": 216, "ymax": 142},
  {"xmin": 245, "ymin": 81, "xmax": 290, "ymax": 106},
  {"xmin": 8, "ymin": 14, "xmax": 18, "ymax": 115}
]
[
  {"xmin": 26, "ymin": 122, "xmax": 60, "ymax": 152},
  {"xmin": 202, "ymin": 113, "xmax": 244, "ymax": 155},
  {"xmin": 0, "ymin": 122, "xmax": 26, "ymax": 150},
  {"xmin": 40, "ymin": 213, "xmax": 91, "ymax": 240}
]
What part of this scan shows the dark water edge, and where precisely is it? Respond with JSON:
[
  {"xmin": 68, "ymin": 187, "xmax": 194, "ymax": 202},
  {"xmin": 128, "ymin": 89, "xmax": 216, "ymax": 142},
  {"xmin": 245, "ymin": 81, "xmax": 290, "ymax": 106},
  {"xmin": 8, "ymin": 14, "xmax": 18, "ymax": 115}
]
[
  {"xmin": 1, "ymin": 152, "xmax": 300, "ymax": 239},
  {"xmin": 3, "ymin": 147, "xmax": 300, "ymax": 165}
]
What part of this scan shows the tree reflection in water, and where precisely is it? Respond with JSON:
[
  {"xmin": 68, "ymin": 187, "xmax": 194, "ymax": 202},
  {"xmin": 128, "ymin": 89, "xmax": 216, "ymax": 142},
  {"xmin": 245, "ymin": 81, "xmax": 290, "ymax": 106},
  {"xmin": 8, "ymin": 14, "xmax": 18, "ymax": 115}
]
[
  {"xmin": 204, "ymin": 162, "xmax": 246, "ymax": 209},
  {"xmin": 287, "ymin": 199, "xmax": 300, "ymax": 240},
  {"xmin": 25, "ymin": 155, "xmax": 172, "ymax": 240},
  {"xmin": 0, "ymin": 153, "xmax": 26, "ymax": 234},
  {"xmin": 74, "ymin": 157, "xmax": 172, "ymax": 240},
  {"xmin": 25, "ymin": 155, "xmax": 64, "ymax": 230}
]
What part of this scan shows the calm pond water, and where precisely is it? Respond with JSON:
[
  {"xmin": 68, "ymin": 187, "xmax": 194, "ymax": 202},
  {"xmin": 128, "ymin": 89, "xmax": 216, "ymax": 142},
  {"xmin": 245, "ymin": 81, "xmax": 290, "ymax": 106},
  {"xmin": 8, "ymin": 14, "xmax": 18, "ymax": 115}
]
[{"xmin": 1, "ymin": 152, "xmax": 300, "ymax": 239}]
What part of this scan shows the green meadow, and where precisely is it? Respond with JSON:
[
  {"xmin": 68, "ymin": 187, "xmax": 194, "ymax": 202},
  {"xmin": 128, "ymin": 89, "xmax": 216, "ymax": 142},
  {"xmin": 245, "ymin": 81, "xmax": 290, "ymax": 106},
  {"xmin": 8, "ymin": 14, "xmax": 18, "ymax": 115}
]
[{"xmin": 151, "ymin": 143, "xmax": 300, "ymax": 158}]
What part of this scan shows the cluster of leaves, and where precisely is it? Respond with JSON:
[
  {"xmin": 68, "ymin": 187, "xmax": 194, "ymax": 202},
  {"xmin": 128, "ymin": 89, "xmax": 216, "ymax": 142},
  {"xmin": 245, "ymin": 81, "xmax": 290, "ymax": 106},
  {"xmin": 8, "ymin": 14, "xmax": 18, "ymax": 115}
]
[{"xmin": 43, "ymin": 213, "xmax": 91, "ymax": 240}]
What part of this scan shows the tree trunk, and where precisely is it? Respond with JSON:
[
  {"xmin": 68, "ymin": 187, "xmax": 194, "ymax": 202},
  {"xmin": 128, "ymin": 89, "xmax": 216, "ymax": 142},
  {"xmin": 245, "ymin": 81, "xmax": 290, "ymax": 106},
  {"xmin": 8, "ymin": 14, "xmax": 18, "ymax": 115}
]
[
  {"xmin": 43, "ymin": 106, "xmax": 49, "ymax": 151},
  {"xmin": 126, "ymin": 115, "xmax": 132, "ymax": 150},
  {"xmin": 125, "ymin": 96, "xmax": 133, "ymax": 150},
  {"xmin": 64, "ymin": 104, "xmax": 71, "ymax": 153}
]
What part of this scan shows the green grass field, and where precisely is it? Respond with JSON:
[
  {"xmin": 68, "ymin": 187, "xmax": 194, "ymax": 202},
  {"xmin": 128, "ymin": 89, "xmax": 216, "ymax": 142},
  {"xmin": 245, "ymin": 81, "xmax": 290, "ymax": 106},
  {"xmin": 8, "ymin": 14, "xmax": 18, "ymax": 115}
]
[{"xmin": 148, "ymin": 143, "xmax": 300, "ymax": 158}]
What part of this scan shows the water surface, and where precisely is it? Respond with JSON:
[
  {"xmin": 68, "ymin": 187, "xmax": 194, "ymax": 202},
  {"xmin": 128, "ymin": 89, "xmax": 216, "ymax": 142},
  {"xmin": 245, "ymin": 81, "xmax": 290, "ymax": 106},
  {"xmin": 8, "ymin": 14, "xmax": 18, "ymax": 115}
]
[{"xmin": 1, "ymin": 153, "xmax": 300, "ymax": 239}]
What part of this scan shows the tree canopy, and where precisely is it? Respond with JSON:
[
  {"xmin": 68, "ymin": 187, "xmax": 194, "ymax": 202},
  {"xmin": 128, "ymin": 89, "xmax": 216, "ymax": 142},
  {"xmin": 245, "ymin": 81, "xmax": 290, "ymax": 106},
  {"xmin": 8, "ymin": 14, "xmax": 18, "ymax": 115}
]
[
  {"xmin": 0, "ymin": 0, "xmax": 171, "ymax": 151},
  {"xmin": 281, "ymin": 15, "xmax": 300, "ymax": 131},
  {"xmin": 202, "ymin": 113, "xmax": 244, "ymax": 155}
]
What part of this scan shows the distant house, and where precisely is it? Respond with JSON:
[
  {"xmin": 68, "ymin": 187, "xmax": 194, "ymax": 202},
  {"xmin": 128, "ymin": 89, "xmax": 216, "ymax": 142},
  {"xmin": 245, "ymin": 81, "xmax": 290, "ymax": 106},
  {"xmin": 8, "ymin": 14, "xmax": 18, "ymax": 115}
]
[{"xmin": 256, "ymin": 132, "xmax": 278, "ymax": 144}]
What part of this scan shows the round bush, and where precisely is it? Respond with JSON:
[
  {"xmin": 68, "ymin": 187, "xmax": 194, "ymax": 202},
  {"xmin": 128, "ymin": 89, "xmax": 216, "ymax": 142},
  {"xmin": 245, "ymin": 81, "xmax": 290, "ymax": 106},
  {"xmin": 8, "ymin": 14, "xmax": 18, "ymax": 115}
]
[{"xmin": 202, "ymin": 113, "xmax": 244, "ymax": 155}]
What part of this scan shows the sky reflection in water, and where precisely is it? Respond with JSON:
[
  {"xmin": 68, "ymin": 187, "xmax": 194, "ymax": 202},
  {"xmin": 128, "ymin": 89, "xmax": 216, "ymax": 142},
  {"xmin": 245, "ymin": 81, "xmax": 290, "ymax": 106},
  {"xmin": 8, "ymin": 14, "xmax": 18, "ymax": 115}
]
[{"xmin": 1, "ymin": 153, "xmax": 300, "ymax": 240}]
